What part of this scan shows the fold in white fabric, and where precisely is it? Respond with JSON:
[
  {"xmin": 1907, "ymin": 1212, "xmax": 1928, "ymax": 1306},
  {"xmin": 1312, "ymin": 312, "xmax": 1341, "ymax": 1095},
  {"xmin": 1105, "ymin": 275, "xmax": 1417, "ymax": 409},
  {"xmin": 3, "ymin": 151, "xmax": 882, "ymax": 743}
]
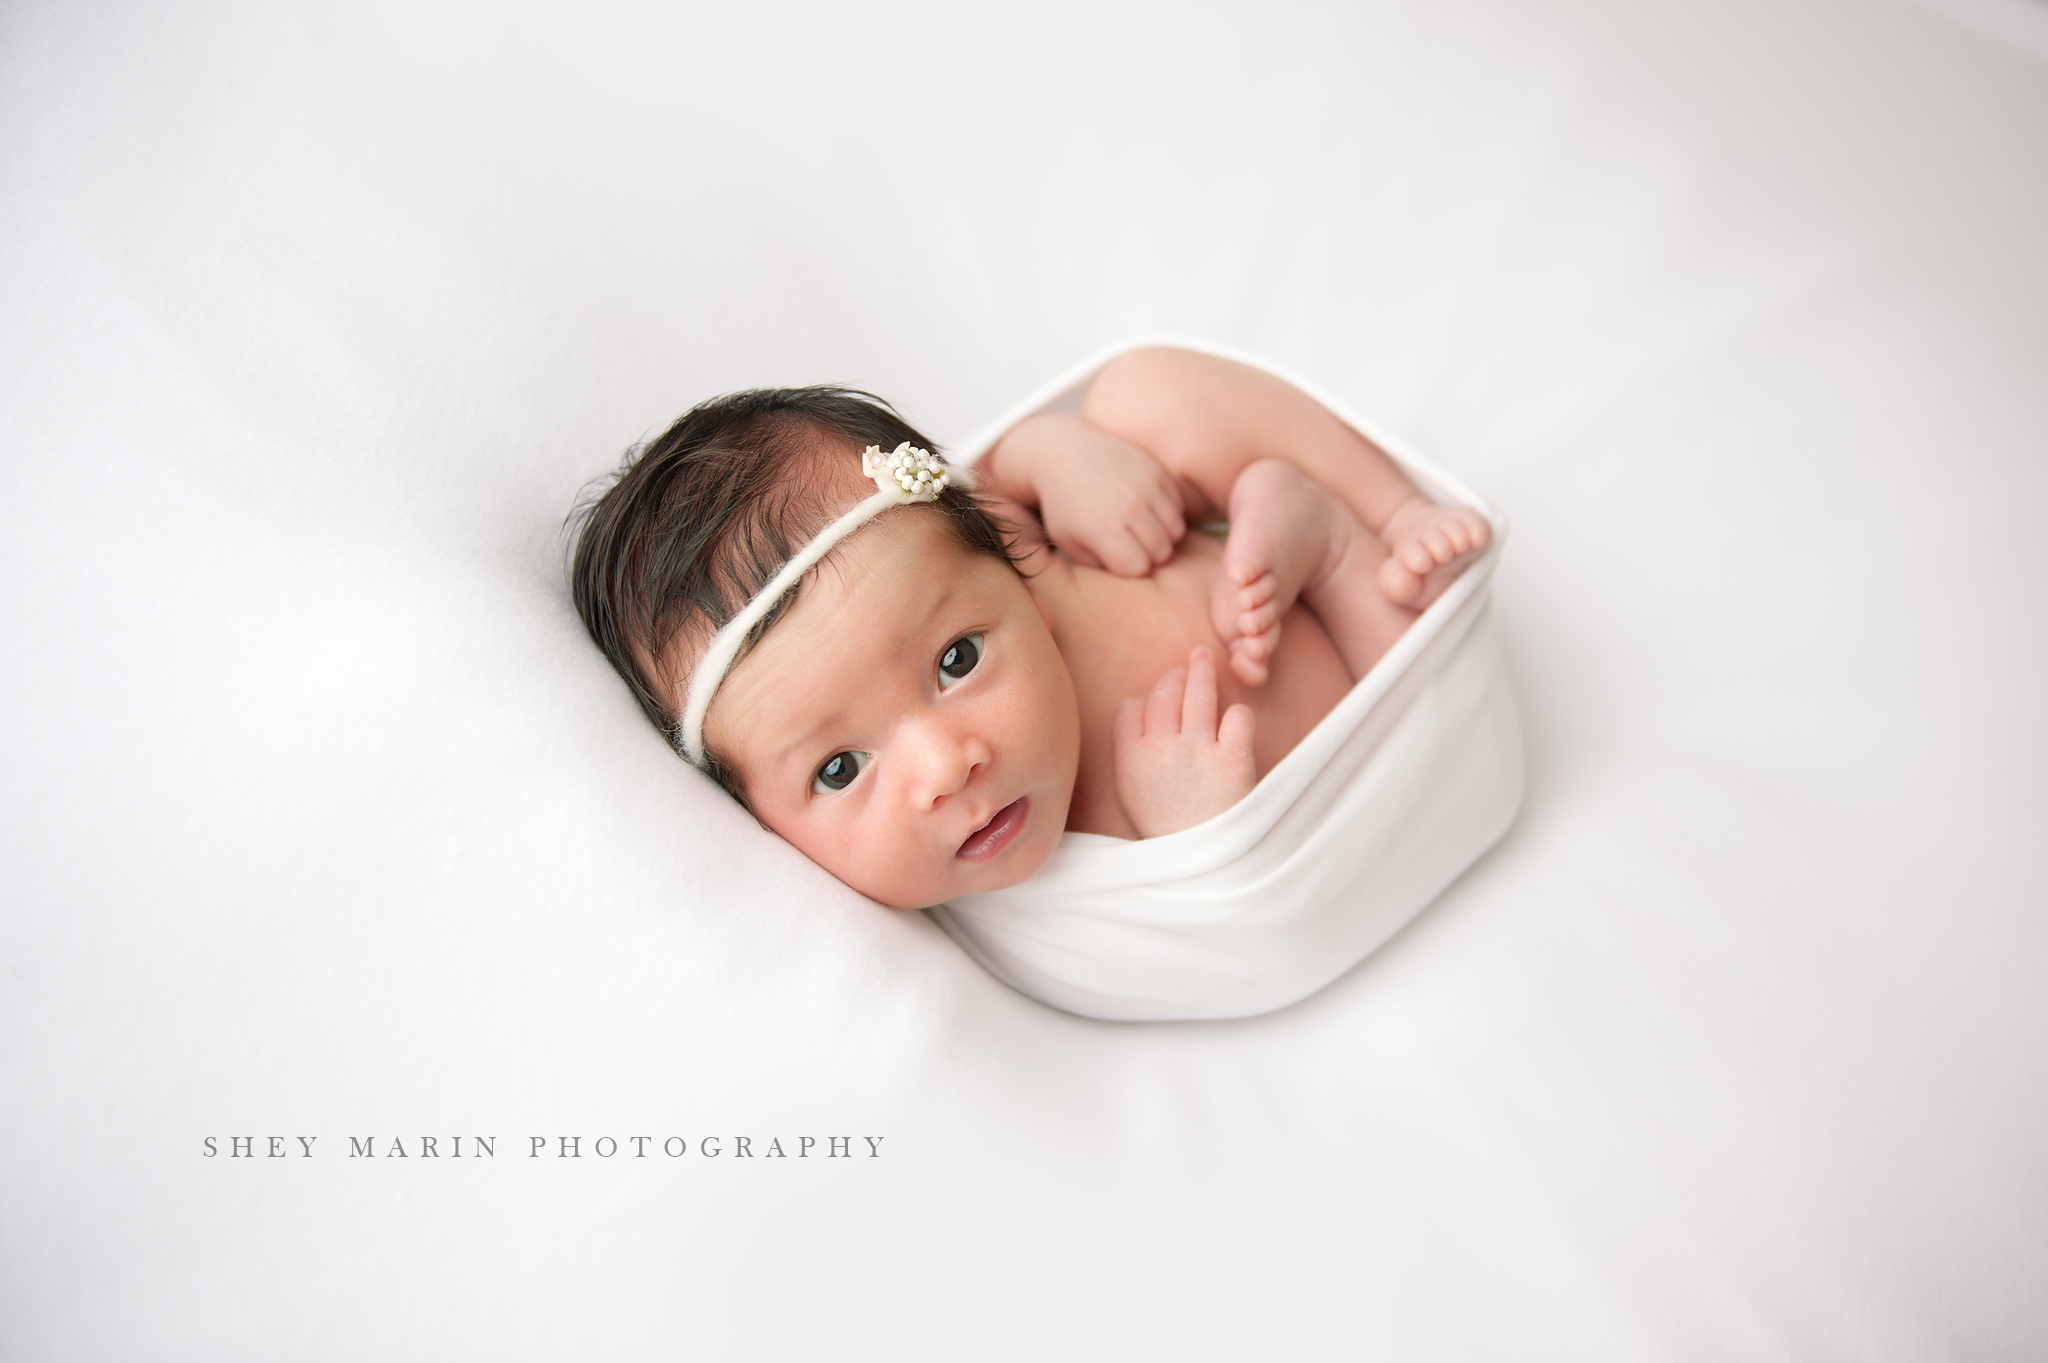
[{"xmin": 929, "ymin": 340, "xmax": 1525, "ymax": 1020}]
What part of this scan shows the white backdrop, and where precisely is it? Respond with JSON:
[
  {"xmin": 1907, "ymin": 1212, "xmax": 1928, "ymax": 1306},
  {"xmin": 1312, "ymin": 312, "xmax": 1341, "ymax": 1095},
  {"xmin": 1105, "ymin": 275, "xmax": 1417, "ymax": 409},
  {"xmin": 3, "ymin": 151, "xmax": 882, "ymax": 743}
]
[{"xmin": 3, "ymin": 0, "xmax": 2045, "ymax": 1357}]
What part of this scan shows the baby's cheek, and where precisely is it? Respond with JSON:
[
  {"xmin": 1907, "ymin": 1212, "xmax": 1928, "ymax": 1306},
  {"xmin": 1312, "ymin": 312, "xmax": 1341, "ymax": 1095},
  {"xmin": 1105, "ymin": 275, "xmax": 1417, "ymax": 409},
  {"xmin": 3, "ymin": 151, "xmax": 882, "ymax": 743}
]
[
  {"xmin": 767, "ymin": 791, "xmax": 952, "ymax": 909},
  {"xmin": 840, "ymin": 852, "xmax": 940, "ymax": 911},
  {"xmin": 760, "ymin": 808, "xmax": 860, "ymax": 897},
  {"xmin": 816, "ymin": 823, "xmax": 934, "ymax": 910}
]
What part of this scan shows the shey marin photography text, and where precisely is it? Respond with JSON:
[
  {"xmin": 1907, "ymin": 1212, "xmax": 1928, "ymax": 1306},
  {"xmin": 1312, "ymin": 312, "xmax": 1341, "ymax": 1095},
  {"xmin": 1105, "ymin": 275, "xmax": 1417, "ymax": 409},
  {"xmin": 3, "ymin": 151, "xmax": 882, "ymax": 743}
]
[{"xmin": 200, "ymin": 1135, "xmax": 886, "ymax": 1160}]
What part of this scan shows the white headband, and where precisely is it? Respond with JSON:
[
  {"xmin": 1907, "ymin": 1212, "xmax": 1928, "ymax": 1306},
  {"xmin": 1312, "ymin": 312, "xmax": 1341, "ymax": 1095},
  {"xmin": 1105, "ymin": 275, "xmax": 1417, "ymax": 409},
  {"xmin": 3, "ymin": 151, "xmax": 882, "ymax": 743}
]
[{"xmin": 675, "ymin": 442, "xmax": 957, "ymax": 768}]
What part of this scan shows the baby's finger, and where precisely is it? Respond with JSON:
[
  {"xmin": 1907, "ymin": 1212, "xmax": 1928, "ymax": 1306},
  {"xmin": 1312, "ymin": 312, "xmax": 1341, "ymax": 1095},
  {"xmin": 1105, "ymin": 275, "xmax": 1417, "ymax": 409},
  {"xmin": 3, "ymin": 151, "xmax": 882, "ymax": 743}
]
[
  {"xmin": 1061, "ymin": 538, "xmax": 1105, "ymax": 571},
  {"xmin": 1219, "ymin": 702, "xmax": 1256, "ymax": 764},
  {"xmin": 1145, "ymin": 665, "xmax": 1188, "ymax": 735},
  {"xmin": 1182, "ymin": 647, "xmax": 1220, "ymax": 736},
  {"xmin": 1099, "ymin": 530, "xmax": 1152, "ymax": 578},
  {"xmin": 1131, "ymin": 513, "xmax": 1176, "ymax": 566},
  {"xmin": 1152, "ymin": 488, "xmax": 1187, "ymax": 543},
  {"xmin": 1114, "ymin": 695, "xmax": 1144, "ymax": 750}
]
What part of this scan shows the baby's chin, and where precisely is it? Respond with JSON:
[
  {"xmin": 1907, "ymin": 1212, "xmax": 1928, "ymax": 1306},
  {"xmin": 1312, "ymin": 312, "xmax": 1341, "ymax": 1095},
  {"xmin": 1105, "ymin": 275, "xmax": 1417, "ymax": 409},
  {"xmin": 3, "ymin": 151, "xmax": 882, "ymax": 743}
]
[{"xmin": 865, "ymin": 849, "xmax": 1056, "ymax": 912}]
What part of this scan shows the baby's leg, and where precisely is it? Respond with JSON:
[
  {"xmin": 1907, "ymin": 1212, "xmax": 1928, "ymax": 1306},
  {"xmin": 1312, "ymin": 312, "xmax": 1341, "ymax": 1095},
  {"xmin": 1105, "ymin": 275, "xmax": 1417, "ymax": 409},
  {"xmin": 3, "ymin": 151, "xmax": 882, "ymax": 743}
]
[
  {"xmin": 1214, "ymin": 459, "xmax": 1417, "ymax": 686},
  {"xmin": 1083, "ymin": 347, "xmax": 1490, "ymax": 610}
]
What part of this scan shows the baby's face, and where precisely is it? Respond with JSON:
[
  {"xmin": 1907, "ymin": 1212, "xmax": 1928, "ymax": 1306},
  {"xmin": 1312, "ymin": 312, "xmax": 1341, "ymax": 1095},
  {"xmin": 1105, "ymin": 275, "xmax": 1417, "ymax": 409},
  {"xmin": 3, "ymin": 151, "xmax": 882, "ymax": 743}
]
[{"xmin": 700, "ymin": 508, "xmax": 1080, "ymax": 909}]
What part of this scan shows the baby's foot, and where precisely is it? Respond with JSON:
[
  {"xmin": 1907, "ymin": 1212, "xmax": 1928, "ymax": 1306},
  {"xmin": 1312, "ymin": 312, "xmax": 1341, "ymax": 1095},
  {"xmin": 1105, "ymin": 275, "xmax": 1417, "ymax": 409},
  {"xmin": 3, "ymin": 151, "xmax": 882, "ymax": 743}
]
[
  {"xmin": 1211, "ymin": 459, "xmax": 1345, "ymax": 687},
  {"xmin": 1376, "ymin": 496, "xmax": 1490, "ymax": 610}
]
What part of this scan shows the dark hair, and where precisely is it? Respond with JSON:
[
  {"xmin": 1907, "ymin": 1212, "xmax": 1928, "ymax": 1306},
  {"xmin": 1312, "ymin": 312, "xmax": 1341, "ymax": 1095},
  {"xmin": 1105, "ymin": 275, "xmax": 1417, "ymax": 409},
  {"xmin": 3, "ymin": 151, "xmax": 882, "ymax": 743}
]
[{"xmin": 567, "ymin": 386, "xmax": 1017, "ymax": 799}]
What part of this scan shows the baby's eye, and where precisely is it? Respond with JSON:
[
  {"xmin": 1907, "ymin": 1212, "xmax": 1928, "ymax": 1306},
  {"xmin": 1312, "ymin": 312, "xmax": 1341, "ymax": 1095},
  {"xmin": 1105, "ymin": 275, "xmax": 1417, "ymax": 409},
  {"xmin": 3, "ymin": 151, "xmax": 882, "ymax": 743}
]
[
  {"xmin": 812, "ymin": 751, "xmax": 867, "ymax": 794},
  {"xmin": 937, "ymin": 633, "xmax": 984, "ymax": 689}
]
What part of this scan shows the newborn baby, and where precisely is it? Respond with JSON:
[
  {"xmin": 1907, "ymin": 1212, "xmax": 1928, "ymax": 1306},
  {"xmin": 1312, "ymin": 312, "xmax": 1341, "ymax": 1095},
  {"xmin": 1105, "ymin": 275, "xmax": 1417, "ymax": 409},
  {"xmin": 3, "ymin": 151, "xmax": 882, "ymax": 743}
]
[{"xmin": 570, "ymin": 348, "xmax": 1488, "ymax": 910}]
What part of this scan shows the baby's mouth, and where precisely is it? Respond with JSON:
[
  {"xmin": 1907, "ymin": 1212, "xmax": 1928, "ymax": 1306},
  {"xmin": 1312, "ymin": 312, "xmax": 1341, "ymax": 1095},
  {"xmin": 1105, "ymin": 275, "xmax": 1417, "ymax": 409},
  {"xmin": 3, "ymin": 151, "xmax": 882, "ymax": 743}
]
[{"xmin": 956, "ymin": 798, "xmax": 1029, "ymax": 862}]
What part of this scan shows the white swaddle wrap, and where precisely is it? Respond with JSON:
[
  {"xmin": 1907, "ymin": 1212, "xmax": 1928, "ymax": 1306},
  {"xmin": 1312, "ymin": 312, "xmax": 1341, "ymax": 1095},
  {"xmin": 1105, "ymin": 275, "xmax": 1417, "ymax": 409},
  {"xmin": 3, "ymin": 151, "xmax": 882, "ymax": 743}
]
[{"xmin": 928, "ymin": 339, "xmax": 1525, "ymax": 1022}]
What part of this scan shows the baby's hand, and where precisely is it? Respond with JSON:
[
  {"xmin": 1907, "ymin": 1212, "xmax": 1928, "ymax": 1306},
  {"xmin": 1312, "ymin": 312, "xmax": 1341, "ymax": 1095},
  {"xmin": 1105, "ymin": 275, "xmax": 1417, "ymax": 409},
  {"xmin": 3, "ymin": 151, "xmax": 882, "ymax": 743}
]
[
  {"xmin": 1034, "ymin": 422, "xmax": 1187, "ymax": 577},
  {"xmin": 1113, "ymin": 648, "xmax": 1257, "ymax": 839}
]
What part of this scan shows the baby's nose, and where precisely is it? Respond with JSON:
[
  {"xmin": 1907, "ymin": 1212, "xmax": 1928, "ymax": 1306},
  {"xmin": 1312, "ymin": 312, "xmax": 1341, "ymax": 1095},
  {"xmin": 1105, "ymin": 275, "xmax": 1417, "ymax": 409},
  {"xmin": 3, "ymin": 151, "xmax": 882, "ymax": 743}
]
[{"xmin": 904, "ymin": 720, "xmax": 990, "ymax": 807}]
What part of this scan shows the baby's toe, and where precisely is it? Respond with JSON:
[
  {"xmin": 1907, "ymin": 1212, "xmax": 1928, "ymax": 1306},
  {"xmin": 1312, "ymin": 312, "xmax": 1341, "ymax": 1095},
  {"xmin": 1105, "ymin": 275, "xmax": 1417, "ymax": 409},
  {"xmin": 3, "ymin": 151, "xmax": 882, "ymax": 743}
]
[
  {"xmin": 1223, "ymin": 541, "xmax": 1271, "ymax": 586},
  {"xmin": 1238, "ymin": 597, "xmax": 1285, "ymax": 639},
  {"xmin": 1379, "ymin": 556, "xmax": 1423, "ymax": 604},
  {"xmin": 1229, "ymin": 640, "xmax": 1270, "ymax": 688}
]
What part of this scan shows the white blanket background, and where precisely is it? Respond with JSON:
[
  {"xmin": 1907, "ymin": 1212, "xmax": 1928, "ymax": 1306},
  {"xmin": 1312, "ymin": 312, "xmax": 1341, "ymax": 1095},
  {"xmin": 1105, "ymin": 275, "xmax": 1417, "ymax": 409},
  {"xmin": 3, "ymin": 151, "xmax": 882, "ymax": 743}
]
[{"xmin": 4, "ymin": 0, "xmax": 2045, "ymax": 1356}]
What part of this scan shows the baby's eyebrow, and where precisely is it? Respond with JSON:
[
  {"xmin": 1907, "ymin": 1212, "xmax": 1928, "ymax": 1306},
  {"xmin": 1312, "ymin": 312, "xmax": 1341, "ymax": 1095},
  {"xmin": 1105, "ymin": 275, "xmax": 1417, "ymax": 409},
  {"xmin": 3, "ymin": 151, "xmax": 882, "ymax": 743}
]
[
  {"xmin": 762, "ymin": 572, "xmax": 978, "ymax": 773},
  {"xmin": 764, "ymin": 698, "xmax": 846, "ymax": 770}
]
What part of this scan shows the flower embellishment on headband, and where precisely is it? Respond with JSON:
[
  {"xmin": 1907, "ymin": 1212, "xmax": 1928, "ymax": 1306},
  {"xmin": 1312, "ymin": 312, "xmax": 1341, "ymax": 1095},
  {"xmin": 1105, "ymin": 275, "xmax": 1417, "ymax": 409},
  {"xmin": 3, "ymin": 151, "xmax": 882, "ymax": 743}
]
[{"xmin": 863, "ymin": 443, "xmax": 951, "ymax": 501}]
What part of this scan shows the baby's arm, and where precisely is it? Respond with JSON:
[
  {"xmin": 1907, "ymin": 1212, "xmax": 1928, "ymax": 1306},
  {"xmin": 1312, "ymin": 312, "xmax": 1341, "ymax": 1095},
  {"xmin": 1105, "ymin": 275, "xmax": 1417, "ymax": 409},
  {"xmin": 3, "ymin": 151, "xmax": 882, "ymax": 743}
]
[
  {"xmin": 1080, "ymin": 348, "xmax": 1489, "ymax": 609},
  {"xmin": 1113, "ymin": 648, "xmax": 1256, "ymax": 838},
  {"xmin": 979, "ymin": 413, "xmax": 1188, "ymax": 577}
]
